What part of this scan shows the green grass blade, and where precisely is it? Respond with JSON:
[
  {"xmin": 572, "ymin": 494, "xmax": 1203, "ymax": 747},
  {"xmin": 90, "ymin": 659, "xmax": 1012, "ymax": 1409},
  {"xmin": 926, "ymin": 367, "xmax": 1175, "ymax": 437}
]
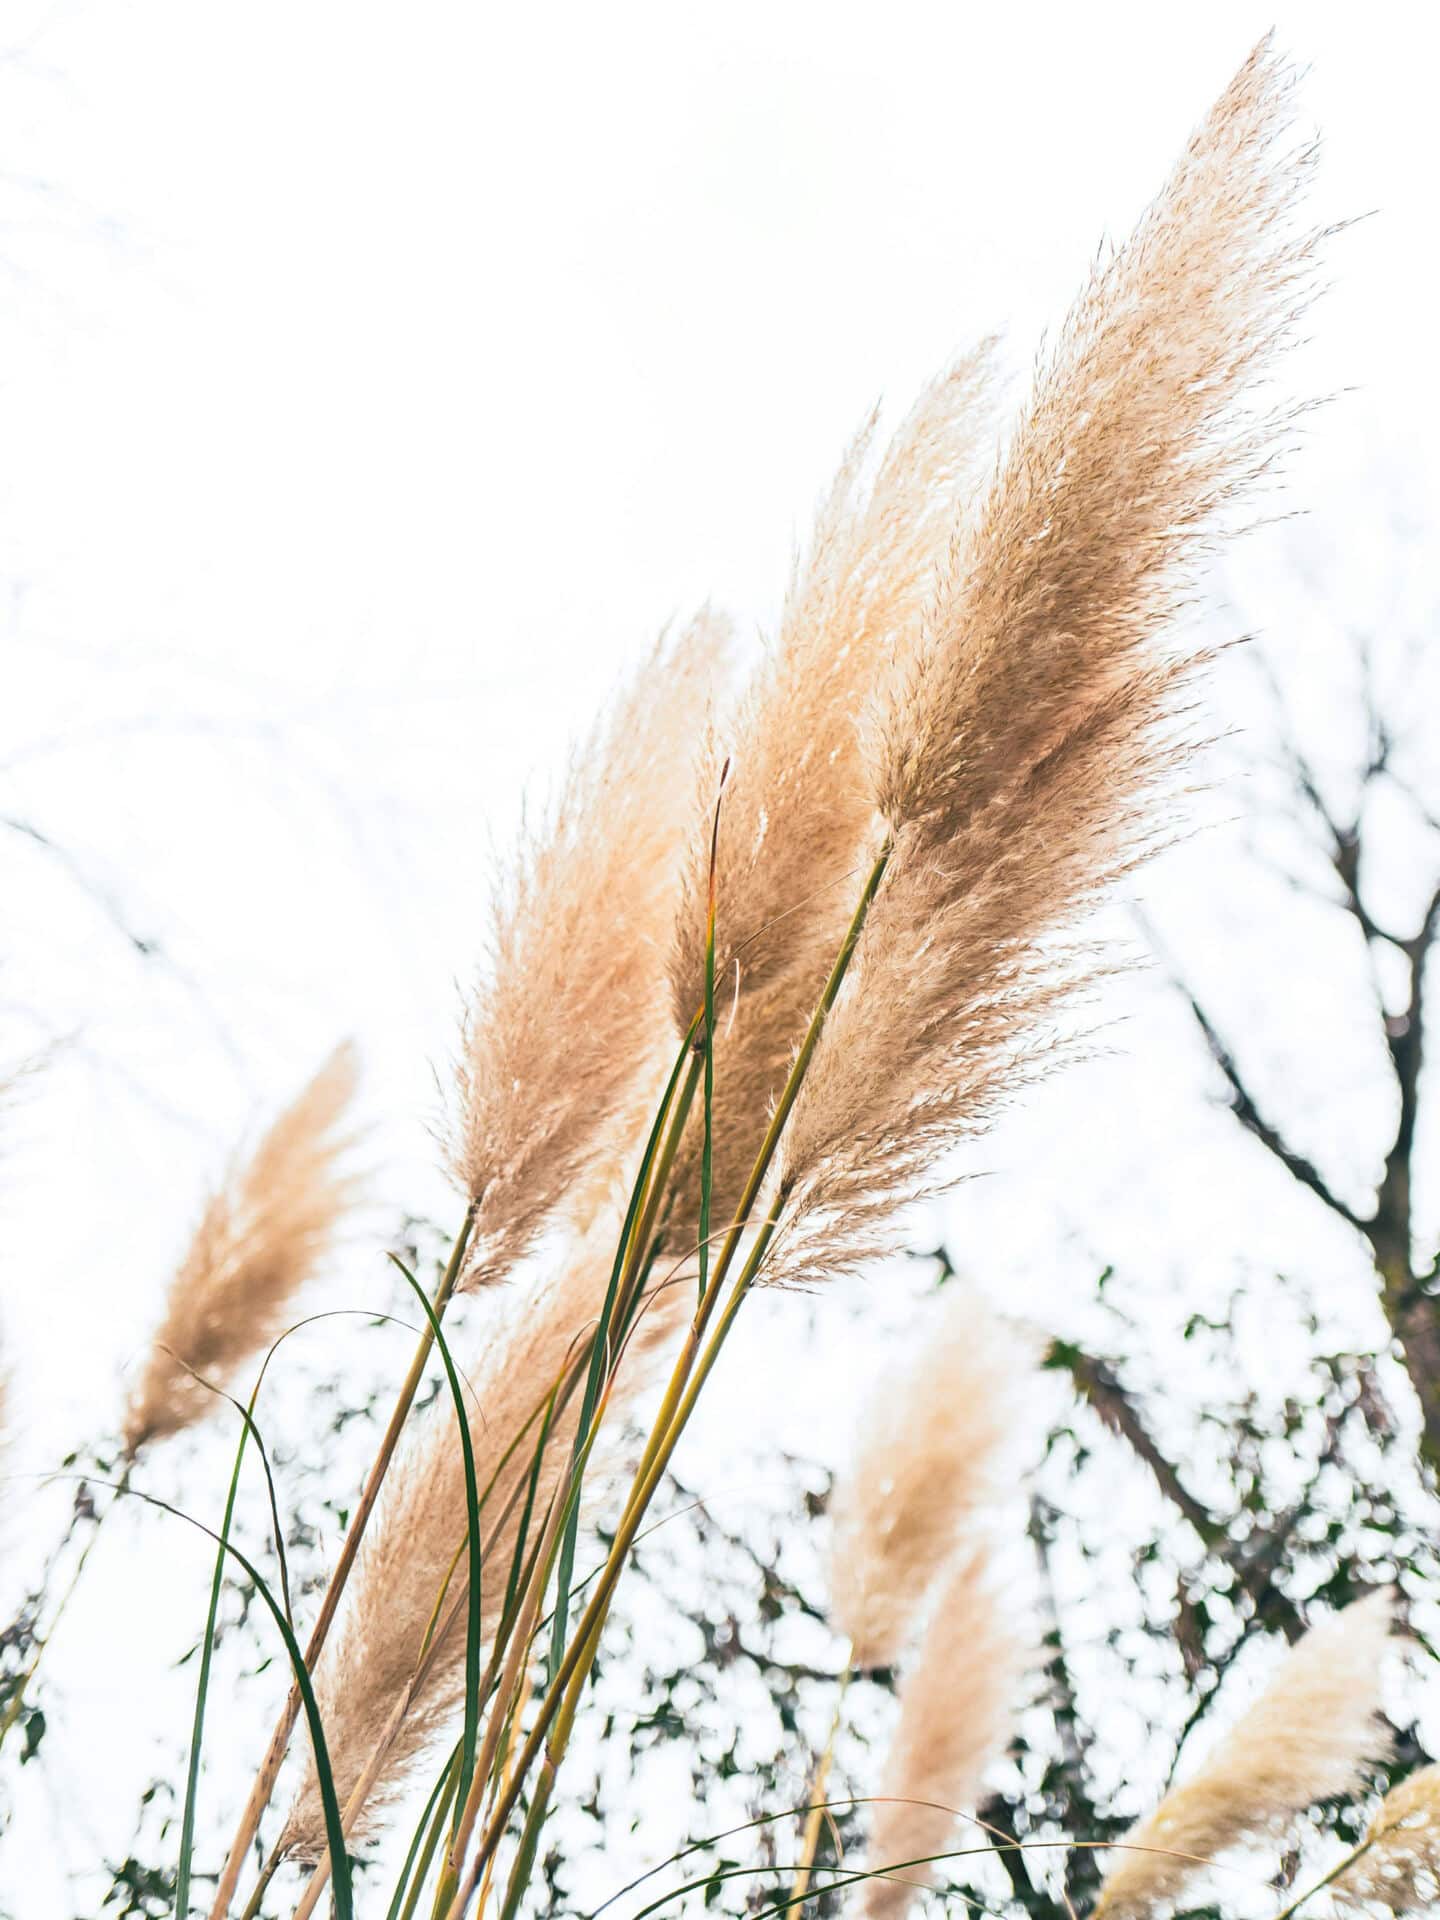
[
  {"xmin": 174, "ymin": 1345, "xmax": 299, "ymax": 1917},
  {"xmin": 386, "ymin": 1255, "xmax": 484, "ymax": 1845},
  {"xmin": 496, "ymin": 1772, "xmax": 551, "ymax": 1920},
  {"xmin": 174, "ymin": 1301, "xmax": 434, "ymax": 1913},
  {"xmin": 610, "ymin": 1843, "xmax": 1018, "ymax": 1920},
  {"xmin": 502, "ymin": 1385, "xmax": 557, "ymax": 1630},
  {"xmin": 81, "ymin": 1475, "xmax": 354, "ymax": 1920},
  {"xmin": 175, "ymin": 1397, "xmax": 257, "ymax": 1918},
  {"xmin": 240, "ymin": 1395, "xmax": 293, "ymax": 1627},
  {"xmin": 386, "ymin": 1738, "xmax": 461, "ymax": 1920}
]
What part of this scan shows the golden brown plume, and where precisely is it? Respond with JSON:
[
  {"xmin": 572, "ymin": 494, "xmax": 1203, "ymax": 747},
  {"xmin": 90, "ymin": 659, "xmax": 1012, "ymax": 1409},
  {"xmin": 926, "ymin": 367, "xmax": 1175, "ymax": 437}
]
[
  {"xmin": 772, "ymin": 39, "xmax": 1324, "ymax": 1289},
  {"xmin": 124, "ymin": 1042, "xmax": 361, "ymax": 1450},
  {"xmin": 1095, "ymin": 1591, "xmax": 1394, "ymax": 1917},
  {"xmin": 450, "ymin": 610, "xmax": 731, "ymax": 1281}
]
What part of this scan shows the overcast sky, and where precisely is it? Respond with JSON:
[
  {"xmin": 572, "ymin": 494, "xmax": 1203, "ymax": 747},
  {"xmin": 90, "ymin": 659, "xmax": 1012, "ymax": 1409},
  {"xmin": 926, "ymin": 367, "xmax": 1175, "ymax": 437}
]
[{"xmin": 2, "ymin": 4, "xmax": 1437, "ymax": 1912}]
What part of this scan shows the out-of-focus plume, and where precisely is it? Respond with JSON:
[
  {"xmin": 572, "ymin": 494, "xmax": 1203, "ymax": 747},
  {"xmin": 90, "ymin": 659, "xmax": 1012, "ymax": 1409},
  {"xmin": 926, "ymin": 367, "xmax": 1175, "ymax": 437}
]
[
  {"xmin": 862, "ymin": 1544, "xmax": 1035, "ymax": 1919},
  {"xmin": 1094, "ymin": 1591, "xmax": 1394, "ymax": 1917},
  {"xmin": 123, "ymin": 1043, "xmax": 362, "ymax": 1450},
  {"xmin": 1330, "ymin": 1763, "xmax": 1440, "ymax": 1915},
  {"xmin": 828, "ymin": 1293, "xmax": 1037, "ymax": 1669}
]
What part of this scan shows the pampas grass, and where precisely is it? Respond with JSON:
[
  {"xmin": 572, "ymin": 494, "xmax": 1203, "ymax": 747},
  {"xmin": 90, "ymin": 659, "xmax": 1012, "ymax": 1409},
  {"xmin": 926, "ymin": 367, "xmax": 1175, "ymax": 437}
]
[
  {"xmin": 665, "ymin": 350, "xmax": 998, "ymax": 1237},
  {"xmin": 828, "ymin": 1293, "xmax": 1036, "ymax": 1670},
  {"xmin": 8, "ymin": 41, "xmax": 1382, "ymax": 1920},
  {"xmin": 821, "ymin": 1295, "xmax": 1040, "ymax": 1918},
  {"xmin": 863, "ymin": 1544, "xmax": 1035, "ymax": 1920},
  {"xmin": 418, "ymin": 46, "xmax": 1344, "ymax": 1917},
  {"xmin": 123, "ymin": 1042, "xmax": 362, "ymax": 1450},
  {"xmin": 1330, "ymin": 1763, "xmax": 1440, "ymax": 1915},
  {"xmin": 772, "ymin": 38, "xmax": 1322, "ymax": 1289},
  {"xmin": 449, "ymin": 612, "xmax": 731, "ymax": 1284},
  {"xmin": 1094, "ymin": 1591, "xmax": 1394, "ymax": 1918}
]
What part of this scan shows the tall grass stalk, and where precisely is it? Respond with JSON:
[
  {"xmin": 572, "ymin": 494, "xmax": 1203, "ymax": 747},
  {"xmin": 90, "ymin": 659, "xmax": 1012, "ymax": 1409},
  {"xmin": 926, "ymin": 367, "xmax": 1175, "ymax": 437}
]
[
  {"xmin": 790, "ymin": 1668, "xmax": 852, "ymax": 1906},
  {"xmin": 176, "ymin": 1385, "xmax": 274, "ymax": 1920},
  {"xmin": 446, "ymin": 845, "xmax": 892, "ymax": 1915},
  {"xmin": 284, "ymin": 1254, "xmax": 486, "ymax": 1920},
  {"xmin": 295, "ymin": 1226, "xmax": 665, "ymax": 1889}
]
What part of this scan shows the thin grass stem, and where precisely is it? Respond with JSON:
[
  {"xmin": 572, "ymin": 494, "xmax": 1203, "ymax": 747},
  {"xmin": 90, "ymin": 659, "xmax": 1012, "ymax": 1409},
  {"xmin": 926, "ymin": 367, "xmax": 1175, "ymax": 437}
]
[
  {"xmin": 234, "ymin": 1845, "xmax": 282, "ymax": 1920},
  {"xmin": 1269, "ymin": 1834, "xmax": 1378, "ymax": 1920},
  {"xmin": 546, "ymin": 1022, "xmax": 703, "ymax": 1690},
  {"xmin": 790, "ymin": 1665, "xmax": 852, "ymax": 1905}
]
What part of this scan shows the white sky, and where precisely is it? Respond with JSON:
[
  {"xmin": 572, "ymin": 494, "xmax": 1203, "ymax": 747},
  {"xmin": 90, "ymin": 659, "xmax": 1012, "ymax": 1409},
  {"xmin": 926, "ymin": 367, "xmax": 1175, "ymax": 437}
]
[{"xmin": 1, "ymin": 2, "xmax": 1438, "ymax": 1913}]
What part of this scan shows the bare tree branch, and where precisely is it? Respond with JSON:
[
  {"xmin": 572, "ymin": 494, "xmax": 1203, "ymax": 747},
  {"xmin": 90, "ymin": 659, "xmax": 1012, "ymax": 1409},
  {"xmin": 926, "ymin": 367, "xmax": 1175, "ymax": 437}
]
[
  {"xmin": 1054, "ymin": 1344, "xmax": 1218, "ymax": 1542},
  {"xmin": 1142, "ymin": 929, "xmax": 1369, "ymax": 1233},
  {"xmin": 1, "ymin": 811, "xmax": 158, "ymax": 958}
]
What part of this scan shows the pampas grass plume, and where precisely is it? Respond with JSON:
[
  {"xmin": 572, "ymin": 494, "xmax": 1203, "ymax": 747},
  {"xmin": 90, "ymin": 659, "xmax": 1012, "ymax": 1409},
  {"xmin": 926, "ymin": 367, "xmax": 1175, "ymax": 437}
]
[
  {"xmin": 828, "ymin": 1293, "xmax": 1037, "ymax": 1669},
  {"xmin": 863, "ymin": 1543, "xmax": 1034, "ymax": 1919},
  {"xmin": 449, "ymin": 610, "xmax": 731, "ymax": 1280},
  {"xmin": 773, "ymin": 38, "xmax": 1324, "ymax": 1290},
  {"xmin": 1095, "ymin": 1591, "xmax": 1394, "ymax": 1917},
  {"xmin": 123, "ymin": 1042, "xmax": 362, "ymax": 1450},
  {"xmin": 664, "ymin": 351, "xmax": 999, "ymax": 1236},
  {"xmin": 1332, "ymin": 1763, "xmax": 1440, "ymax": 1915}
]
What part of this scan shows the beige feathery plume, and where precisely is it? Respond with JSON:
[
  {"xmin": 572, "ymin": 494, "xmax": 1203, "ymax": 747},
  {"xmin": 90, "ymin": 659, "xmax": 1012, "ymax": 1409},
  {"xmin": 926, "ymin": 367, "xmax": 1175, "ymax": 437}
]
[
  {"xmin": 1330, "ymin": 1763, "xmax": 1440, "ymax": 1916},
  {"xmin": 828, "ymin": 1293, "xmax": 1037, "ymax": 1669},
  {"xmin": 664, "ymin": 350, "xmax": 1001, "ymax": 1236},
  {"xmin": 863, "ymin": 1542, "xmax": 1034, "ymax": 1920},
  {"xmin": 449, "ymin": 609, "xmax": 731, "ymax": 1281},
  {"xmin": 1094, "ymin": 1591, "xmax": 1395, "ymax": 1918},
  {"xmin": 122, "ymin": 1044, "xmax": 361, "ymax": 1451},
  {"xmin": 283, "ymin": 1213, "xmax": 685, "ymax": 1856},
  {"xmin": 770, "ymin": 40, "xmax": 1324, "ymax": 1286}
]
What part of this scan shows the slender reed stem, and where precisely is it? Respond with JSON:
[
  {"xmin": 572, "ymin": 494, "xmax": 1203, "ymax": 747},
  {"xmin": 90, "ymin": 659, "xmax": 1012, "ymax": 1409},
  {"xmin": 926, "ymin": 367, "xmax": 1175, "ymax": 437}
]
[
  {"xmin": 471, "ymin": 1660, "xmax": 535, "ymax": 1920},
  {"xmin": 209, "ymin": 1205, "xmax": 477, "ymax": 1920},
  {"xmin": 302, "ymin": 1293, "xmax": 632, "ymax": 1898},
  {"xmin": 790, "ymin": 1666, "xmax": 852, "ymax": 1904},
  {"xmin": 289, "ymin": 1443, "xmax": 561, "ymax": 1915},
  {"xmin": 235, "ymin": 1846, "xmax": 282, "ymax": 1920},
  {"xmin": 489, "ymin": 1205, "xmax": 787, "ymax": 1917},
  {"xmin": 696, "ymin": 764, "xmax": 727, "ymax": 1309},
  {"xmin": 546, "ymin": 1030, "xmax": 703, "ymax": 1689},
  {"xmin": 433, "ymin": 1041, "xmax": 705, "ymax": 1895},
  {"xmin": 1270, "ymin": 1834, "xmax": 1377, "ymax": 1920},
  {"xmin": 619, "ymin": 837, "xmax": 893, "ymax": 1531}
]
